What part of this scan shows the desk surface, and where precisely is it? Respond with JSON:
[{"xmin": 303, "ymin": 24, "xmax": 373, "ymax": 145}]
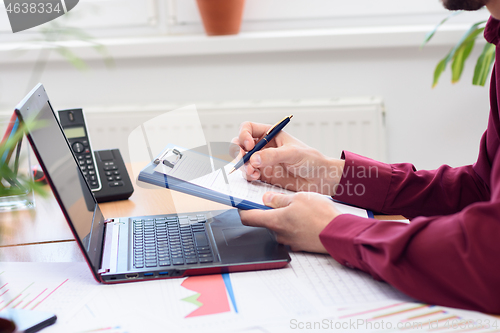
[
  {"xmin": 0, "ymin": 187, "xmax": 227, "ymax": 261},
  {"xmin": 2, "ymin": 171, "xmax": 499, "ymax": 322},
  {"xmin": 0, "ymin": 165, "xmax": 228, "ymax": 248},
  {"xmin": 1, "ymin": 162, "xmax": 402, "ymax": 248}
]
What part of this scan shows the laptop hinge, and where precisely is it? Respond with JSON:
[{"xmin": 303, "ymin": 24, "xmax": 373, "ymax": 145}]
[{"xmin": 99, "ymin": 218, "xmax": 120, "ymax": 275}]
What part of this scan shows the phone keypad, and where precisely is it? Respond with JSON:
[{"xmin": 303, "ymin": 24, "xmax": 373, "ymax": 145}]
[
  {"xmin": 72, "ymin": 141, "xmax": 100, "ymax": 190},
  {"xmin": 103, "ymin": 161, "xmax": 124, "ymax": 187}
]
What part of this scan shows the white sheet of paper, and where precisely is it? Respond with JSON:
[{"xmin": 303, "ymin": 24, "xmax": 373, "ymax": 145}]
[
  {"xmin": 3, "ymin": 260, "xmax": 498, "ymax": 333},
  {"xmin": 154, "ymin": 146, "xmax": 368, "ymax": 217},
  {"xmin": 287, "ymin": 252, "xmax": 413, "ymax": 307}
]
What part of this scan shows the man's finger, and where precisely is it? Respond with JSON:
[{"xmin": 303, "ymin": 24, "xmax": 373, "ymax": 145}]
[
  {"xmin": 238, "ymin": 122, "xmax": 272, "ymax": 151},
  {"xmin": 229, "ymin": 137, "xmax": 241, "ymax": 159},
  {"xmin": 239, "ymin": 208, "xmax": 280, "ymax": 229},
  {"xmin": 250, "ymin": 146, "xmax": 300, "ymax": 168},
  {"xmin": 240, "ymin": 167, "xmax": 260, "ymax": 181},
  {"xmin": 263, "ymin": 192, "xmax": 294, "ymax": 209}
]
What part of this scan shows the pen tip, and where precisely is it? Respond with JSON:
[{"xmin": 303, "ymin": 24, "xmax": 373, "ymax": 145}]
[
  {"xmin": 289, "ymin": 114, "xmax": 294, "ymax": 119},
  {"xmin": 228, "ymin": 168, "xmax": 236, "ymax": 175}
]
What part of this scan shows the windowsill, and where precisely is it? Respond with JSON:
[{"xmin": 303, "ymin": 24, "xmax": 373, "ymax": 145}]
[{"xmin": 0, "ymin": 24, "xmax": 480, "ymax": 64}]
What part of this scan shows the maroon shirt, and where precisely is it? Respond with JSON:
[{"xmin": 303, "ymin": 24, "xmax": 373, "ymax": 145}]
[{"xmin": 320, "ymin": 16, "xmax": 500, "ymax": 314}]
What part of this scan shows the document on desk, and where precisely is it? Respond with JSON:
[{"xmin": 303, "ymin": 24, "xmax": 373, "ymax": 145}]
[
  {"xmin": 142, "ymin": 144, "xmax": 369, "ymax": 216},
  {"xmin": 4, "ymin": 261, "xmax": 499, "ymax": 333},
  {"xmin": 287, "ymin": 252, "xmax": 414, "ymax": 307}
]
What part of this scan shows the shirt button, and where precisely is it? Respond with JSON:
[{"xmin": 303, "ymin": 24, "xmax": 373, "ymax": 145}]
[{"xmin": 344, "ymin": 261, "xmax": 354, "ymax": 269}]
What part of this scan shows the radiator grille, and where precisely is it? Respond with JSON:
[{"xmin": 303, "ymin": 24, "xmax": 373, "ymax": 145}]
[{"xmin": 81, "ymin": 97, "xmax": 386, "ymax": 164}]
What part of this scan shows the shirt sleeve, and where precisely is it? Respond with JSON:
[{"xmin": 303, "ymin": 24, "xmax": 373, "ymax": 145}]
[
  {"xmin": 335, "ymin": 151, "xmax": 490, "ymax": 219},
  {"xmin": 320, "ymin": 150, "xmax": 500, "ymax": 313},
  {"xmin": 319, "ymin": 202, "xmax": 500, "ymax": 313}
]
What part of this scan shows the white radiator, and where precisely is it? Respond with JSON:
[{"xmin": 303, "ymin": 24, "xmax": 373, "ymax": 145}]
[{"xmin": 74, "ymin": 97, "xmax": 387, "ymax": 163}]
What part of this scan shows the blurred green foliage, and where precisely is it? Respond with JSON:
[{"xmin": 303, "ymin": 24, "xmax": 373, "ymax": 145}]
[
  {"xmin": 0, "ymin": 118, "xmax": 48, "ymax": 198},
  {"xmin": 423, "ymin": 12, "xmax": 495, "ymax": 87}
]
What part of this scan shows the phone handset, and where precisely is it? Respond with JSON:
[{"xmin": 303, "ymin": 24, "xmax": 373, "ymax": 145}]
[{"xmin": 58, "ymin": 108, "xmax": 134, "ymax": 202}]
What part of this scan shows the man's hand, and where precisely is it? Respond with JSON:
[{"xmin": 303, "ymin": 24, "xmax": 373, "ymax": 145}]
[
  {"xmin": 231, "ymin": 121, "xmax": 345, "ymax": 196},
  {"xmin": 239, "ymin": 192, "xmax": 342, "ymax": 253}
]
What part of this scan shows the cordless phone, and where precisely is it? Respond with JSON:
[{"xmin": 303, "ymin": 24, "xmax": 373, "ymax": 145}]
[{"xmin": 58, "ymin": 108, "xmax": 134, "ymax": 202}]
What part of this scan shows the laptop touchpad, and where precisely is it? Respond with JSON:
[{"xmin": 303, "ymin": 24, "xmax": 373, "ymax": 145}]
[{"xmin": 222, "ymin": 227, "xmax": 273, "ymax": 246}]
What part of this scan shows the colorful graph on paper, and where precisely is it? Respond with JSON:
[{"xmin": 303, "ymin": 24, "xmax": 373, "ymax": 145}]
[
  {"xmin": 181, "ymin": 273, "xmax": 238, "ymax": 318},
  {"xmin": 0, "ymin": 276, "xmax": 68, "ymax": 311},
  {"xmin": 337, "ymin": 301, "xmax": 499, "ymax": 332},
  {"xmin": 0, "ymin": 262, "xmax": 98, "ymax": 322}
]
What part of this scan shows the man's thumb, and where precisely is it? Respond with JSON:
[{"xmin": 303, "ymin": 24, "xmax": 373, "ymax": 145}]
[{"xmin": 263, "ymin": 192, "xmax": 293, "ymax": 209}]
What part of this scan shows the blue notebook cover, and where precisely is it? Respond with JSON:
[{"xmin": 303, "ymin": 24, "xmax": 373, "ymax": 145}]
[
  {"xmin": 138, "ymin": 144, "xmax": 270, "ymax": 210},
  {"xmin": 139, "ymin": 160, "xmax": 270, "ymax": 210}
]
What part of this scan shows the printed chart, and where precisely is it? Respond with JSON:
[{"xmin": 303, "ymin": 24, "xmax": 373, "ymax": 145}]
[
  {"xmin": 336, "ymin": 301, "xmax": 500, "ymax": 332},
  {"xmin": 2, "ymin": 260, "xmax": 498, "ymax": 333},
  {"xmin": 289, "ymin": 252, "xmax": 413, "ymax": 306},
  {"xmin": 0, "ymin": 262, "xmax": 97, "ymax": 323},
  {"xmin": 0, "ymin": 276, "xmax": 68, "ymax": 311},
  {"xmin": 181, "ymin": 273, "xmax": 238, "ymax": 318}
]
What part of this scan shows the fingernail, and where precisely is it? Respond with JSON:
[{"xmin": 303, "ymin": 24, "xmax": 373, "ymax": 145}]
[
  {"xmin": 243, "ymin": 140, "xmax": 250, "ymax": 150},
  {"xmin": 263, "ymin": 193, "xmax": 274, "ymax": 204},
  {"xmin": 252, "ymin": 154, "xmax": 261, "ymax": 167}
]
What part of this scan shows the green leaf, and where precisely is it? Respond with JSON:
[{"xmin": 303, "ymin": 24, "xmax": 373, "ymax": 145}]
[
  {"xmin": 451, "ymin": 27, "xmax": 484, "ymax": 83},
  {"xmin": 34, "ymin": 19, "xmax": 115, "ymax": 71},
  {"xmin": 422, "ymin": 11, "xmax": 462, "ymax": 48},
  {"xmin": 0, "ymin": 117, "xmax": 49, "ymax": 199},
  {"xmin": 473, "ymin": 42, "xmax": 496, "ymax": 86},
  {"xmin": 91, "ymin": 43, "xmax": 115, "ymax": 69},
  {"xmin": 433, "ymin": 56, "xmax": 449, "ymax": 88},
  {"xmin": 0, "ymin": 118, "xmax": 38, "ymax": 159},
  {"xmin": 432, "ymin": 21, "xmax": 486, "ymax": 87},
  {"xmin": 55, "ymin": 47, "xmax": 88, "ymax": 71}
]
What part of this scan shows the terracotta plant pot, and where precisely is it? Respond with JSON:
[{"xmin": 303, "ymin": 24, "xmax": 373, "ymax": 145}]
[{"xmin": 196, "ymin": 0, "xmax": 246, "ymax": 36}]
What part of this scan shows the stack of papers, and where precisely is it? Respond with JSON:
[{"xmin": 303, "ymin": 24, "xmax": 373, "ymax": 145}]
[{"xmin": 1, "ymin": 254, "xmax": 497, "ymax": 333}]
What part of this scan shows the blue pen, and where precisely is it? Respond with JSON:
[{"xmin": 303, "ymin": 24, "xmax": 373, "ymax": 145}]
[{"xmin": 229, "ymin": 114, "xmax": 293, "ymax": 175}]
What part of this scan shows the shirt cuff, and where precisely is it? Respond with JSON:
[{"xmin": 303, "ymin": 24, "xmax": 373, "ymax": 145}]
[
  {"xmin": 320, "ymin": 213, "xmax": 379, "ymax": 278},
  {"xmin": 334, "ymin": 151, "xmax": 393, "ymax": 213}
]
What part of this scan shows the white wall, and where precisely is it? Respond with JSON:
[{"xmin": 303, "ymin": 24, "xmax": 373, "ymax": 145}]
[{"xmin": 0, "ymin": 42, "xmax": 490, "ymax": 171}]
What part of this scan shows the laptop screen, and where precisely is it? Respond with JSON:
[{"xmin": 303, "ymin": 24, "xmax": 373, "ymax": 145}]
[{"xmin": 15, "ymin": 85, "xmax": 105, "ymax": 278}]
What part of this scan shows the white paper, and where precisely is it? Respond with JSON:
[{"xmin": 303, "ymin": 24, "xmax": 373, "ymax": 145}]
[
  {"xmin": 288, "ymin": 252, "xmax": 413, "ymax": 307},
  {"xmin": 334, "ymin": 300, "xmax": 500, "ymax": 332},
  {"xmin": 1, "ymin": 260, "xmax": 498, "ymax": 333},
  {"xmin": 0, "ymin": 262, "xmax": 99, "ymax": 324}
]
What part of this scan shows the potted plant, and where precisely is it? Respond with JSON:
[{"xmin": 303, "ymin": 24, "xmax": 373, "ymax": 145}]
[
  {"xmin": 0, "ymin": 11, "xmax": 113, "ymax": 211},
  {"xmin": 423, "ymin": 12, "xmax": 494, "ymax": 87},
  {"xmin": 0, "ymin": 116, "xmax": 47, "ymax": 211},
  {"xmin": 196, "ymin": 0, "xmax": 246, "ymax": 36}
]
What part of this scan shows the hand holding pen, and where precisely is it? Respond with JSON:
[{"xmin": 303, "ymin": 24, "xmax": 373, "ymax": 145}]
[
  {"xmin": 229, "ymin": 115, "xmax": 293, "ymax": 175},
  {"xmin": 232, "ymin": 117, "xmax": 345, "ymax": 195}
]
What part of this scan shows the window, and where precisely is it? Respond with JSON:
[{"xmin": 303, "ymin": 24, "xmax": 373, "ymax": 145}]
[
  {"xmin": 169, "ymin": 0, "xmax": 489, "ymax": 34},
  {"xmin": 0, "ymin": 0, "xmax": 158, "ymax": 40},
  {"xmin": 0, "ymin": 1, "xmax": 490, "ymax": 44}
]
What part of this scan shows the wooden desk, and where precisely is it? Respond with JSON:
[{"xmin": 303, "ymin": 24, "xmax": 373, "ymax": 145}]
[
  {"xmin": 0, "ymin": 157, "xmax": 233, "ymax": 266},
  {"xmin": 0, "ymin": 157, "xmax": 405, "ymax": 262},
  {"xmin": 0, "ymin": 185, "xmax": 227, "ymax": 261},
  {"xmin": 2, "ymin": 181, "xmax": 500, "ymax": 320}
]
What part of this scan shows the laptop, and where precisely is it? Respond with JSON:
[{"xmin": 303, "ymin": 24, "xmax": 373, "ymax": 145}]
[{"xmin": 15, "ymin": 84, "xmax": 290, "ymax": 283}]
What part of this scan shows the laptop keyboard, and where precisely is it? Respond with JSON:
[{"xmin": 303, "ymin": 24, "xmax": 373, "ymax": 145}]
[{"xmin": 133, "ymin": 214, "xmax": 214, "ymax": 269}]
